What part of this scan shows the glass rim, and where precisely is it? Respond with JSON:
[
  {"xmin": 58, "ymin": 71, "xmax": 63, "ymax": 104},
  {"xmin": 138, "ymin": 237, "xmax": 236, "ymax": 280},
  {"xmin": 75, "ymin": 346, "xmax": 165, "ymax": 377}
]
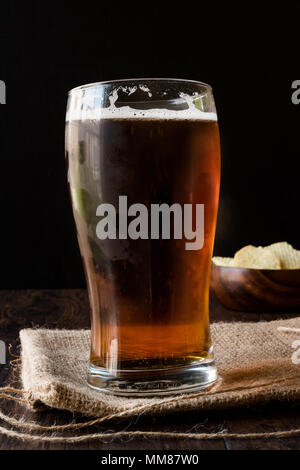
[{"xmin": 68, "ymin": 78, "xmax": 213, "ymax": 95}]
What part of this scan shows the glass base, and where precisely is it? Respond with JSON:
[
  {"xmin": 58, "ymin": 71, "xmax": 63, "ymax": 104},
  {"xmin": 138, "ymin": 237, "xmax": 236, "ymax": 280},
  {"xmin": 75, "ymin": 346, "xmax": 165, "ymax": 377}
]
[{"xmin": 87, "ymin": 359, "xmax": 218, "ymax": 397}]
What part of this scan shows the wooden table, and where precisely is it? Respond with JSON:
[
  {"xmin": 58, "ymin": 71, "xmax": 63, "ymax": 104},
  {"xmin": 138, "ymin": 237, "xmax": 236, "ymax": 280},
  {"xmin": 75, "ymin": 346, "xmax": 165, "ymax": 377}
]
[{"xmin": 0, "ymin": 289, "xmax": 299, "ymax": 451}]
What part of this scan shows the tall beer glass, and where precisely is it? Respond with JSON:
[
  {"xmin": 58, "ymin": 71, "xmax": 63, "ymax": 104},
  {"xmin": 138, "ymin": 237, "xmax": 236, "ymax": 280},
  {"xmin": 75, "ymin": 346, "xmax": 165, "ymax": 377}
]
[{"xmin": 65, "ymin": 79, "xmax": 221, "ymax": 395}]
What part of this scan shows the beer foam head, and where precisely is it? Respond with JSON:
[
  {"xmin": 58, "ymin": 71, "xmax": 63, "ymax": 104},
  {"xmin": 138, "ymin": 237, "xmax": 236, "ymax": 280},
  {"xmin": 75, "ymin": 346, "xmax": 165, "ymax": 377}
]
[{"xmin": 66, "ymin": 84, "xmax": 218, "ymax": 121}]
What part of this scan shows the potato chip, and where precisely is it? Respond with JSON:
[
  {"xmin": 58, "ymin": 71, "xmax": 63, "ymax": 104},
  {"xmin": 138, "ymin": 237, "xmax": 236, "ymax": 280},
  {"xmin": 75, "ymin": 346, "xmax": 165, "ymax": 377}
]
[
  {"xmin": 233, "ymin": 245, "xmax": 281, "ymax": 269},
  {"xmin": 212, "ymin": 256, "xmax": 235, "ymax": 267},
  {"xmin": 267, "ymin": 242, "xmax": 300, "ymax": 269}
]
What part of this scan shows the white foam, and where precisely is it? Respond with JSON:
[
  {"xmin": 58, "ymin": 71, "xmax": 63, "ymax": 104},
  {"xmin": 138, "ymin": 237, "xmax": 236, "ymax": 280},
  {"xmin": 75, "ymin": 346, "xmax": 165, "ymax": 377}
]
[
  {"xmin": 66, "ymin": 86, "xmax": 218, "ymax": 122},
  {"xmin": 67, "ymin": 106, "xmax": 217, "ymax": 122}
]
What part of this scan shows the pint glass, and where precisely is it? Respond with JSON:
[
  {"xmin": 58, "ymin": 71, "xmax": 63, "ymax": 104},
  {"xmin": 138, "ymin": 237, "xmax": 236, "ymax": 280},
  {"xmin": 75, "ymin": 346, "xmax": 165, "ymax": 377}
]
[{"xmin": 65, "ymin": 79, "xmax": 221, "ymax": 395}]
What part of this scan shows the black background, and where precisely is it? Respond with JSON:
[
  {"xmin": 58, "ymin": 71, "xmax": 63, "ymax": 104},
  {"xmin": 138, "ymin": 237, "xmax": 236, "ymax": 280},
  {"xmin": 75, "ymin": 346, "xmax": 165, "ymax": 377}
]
[{"xmin": 0, "ymin": 2, "xmax": 299, "ymax": 288}]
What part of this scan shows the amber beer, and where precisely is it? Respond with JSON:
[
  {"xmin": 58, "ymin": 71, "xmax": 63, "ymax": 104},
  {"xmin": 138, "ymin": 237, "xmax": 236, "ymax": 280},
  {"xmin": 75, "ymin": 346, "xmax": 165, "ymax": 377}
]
[{"xmin": 66, "ymin": 79, "xmax": 221, "ymax": 395}]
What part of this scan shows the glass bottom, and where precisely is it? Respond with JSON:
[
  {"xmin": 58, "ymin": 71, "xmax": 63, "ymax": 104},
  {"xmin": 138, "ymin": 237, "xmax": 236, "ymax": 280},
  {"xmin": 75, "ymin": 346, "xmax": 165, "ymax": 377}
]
[{"xmin": 87, "ymin": 359, "xmax": 218, "ymax": 397}]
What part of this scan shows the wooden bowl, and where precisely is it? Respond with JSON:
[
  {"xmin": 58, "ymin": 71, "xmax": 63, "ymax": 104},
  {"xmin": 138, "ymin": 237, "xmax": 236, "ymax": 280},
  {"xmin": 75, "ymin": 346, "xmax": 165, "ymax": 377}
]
[{"xmin": 210, "ymin": 262, "xmax": 300, "ymax": 312}]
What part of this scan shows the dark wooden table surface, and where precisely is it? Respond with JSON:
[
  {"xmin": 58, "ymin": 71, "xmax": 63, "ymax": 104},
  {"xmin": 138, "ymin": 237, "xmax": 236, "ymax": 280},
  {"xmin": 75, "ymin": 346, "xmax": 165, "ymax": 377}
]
[{"xmin": 0, "ymin": 289, "xmax": 299, "ymax": 451}]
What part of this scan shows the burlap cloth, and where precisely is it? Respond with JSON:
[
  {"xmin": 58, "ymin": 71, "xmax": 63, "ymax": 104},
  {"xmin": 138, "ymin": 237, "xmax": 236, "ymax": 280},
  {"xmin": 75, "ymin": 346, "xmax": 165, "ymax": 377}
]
[{"xmin": 19, "ymin": 318, "xmax": 300, "ymax": 418}]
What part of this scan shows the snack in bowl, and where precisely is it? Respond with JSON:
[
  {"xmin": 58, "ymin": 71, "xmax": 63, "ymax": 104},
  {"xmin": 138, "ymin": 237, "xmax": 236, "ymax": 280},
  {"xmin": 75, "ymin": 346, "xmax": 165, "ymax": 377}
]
[
  {"xmin": 213, "ymin": 242, "xmax": 300, "ymax": 269},
  {"xmin": 211, "ymin": 242, "xmax": 300, "ymax": 312},
  {"xmin": 268, "ymin": 242, "xmax": 300, "ymax": 269}
]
